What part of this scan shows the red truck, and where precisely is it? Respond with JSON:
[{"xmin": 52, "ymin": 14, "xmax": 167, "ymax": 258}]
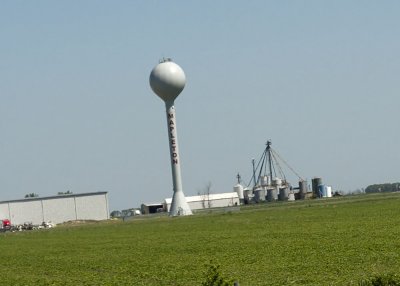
[{"xmin": 0, "ymin": 219, "xmax": 11, "ymax": 232}]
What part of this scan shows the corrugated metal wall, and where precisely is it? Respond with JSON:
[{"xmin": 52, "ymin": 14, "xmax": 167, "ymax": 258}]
[
  {"xmin": 0, "ymin": 193, "xmax": 109, "ymax": 225},
  {"xmin": 10, "ymin": 200, "xmax": 44, "ymax": 224},
  {"xmin": 75, "ymin": 194, "xmax": 109, "ymax": 221},
  {"xmin": 42, "ymin": 197, "xmax": 77, "ymax": 223}
]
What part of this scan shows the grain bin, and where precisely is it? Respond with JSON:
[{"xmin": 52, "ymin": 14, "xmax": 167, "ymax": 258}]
[
  {"xmin": 278, "ymin": 187, "xmax": 289, "ymax": 201},
  {"xmin": 267, "ymin": 188, "xmax": 278, "ymax": 202},
  {"xmin": 318, "ymin": 184, "xmax": 327, "ymax": 197},
  {"xmin": 299, "ymin": 180, "xmax": 308, "ymax": 200},
  {"xmin": 254, "ymin": 188, "xmax": 266, "ymax": 203},
  {"xmin": 233, "ymin": 184, "xmax": 244, "ymax": 200},
  {"xmin": 312, "ymin": 177, "xmax": 322, "ymax": 197}
]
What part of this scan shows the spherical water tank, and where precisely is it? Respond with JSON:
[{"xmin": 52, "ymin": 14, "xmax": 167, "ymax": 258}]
[{"xmin": 149, "ymin": 60, "xmax": 186, "ymax": 103}]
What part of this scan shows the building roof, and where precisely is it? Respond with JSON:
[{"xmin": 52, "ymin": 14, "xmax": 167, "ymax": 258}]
[
  {"xmin": 164, "ymin": 192, "xmax": 239, "ymax": 204},
  {"xmin": 0, "ymin": 192, "xmax": 108, "ymax": 204}
]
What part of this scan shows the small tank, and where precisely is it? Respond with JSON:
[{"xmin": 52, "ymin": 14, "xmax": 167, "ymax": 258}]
[
  {"xmin": 273, "ymin": 177, "xmax": 282, "ymax": 187},
  {"xmin": 326, "ymin": 186, "xmax": 332, "ymax": 198},
  {"xmin": 260, "ymin": 176, "xmax": 270, "ymax": 187},
  {"xmin": 243, "ymin": 188, "xmax": 253, "ymax": 204}
]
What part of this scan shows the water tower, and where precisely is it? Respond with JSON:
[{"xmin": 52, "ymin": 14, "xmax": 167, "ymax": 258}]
[{"xmin": 149, "ymin": 58, "xmax": 192, "ymax": 216}]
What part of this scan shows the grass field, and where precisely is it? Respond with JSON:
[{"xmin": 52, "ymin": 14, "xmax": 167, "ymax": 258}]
[{"xmin": 1, "ymin": 192, "xmax": 399, "ymax": 285}]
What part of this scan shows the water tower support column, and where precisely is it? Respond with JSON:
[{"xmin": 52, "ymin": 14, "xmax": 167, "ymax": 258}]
[{"xmin": 165, "ymin": 101, "xmax": 192, "ymax": 216}]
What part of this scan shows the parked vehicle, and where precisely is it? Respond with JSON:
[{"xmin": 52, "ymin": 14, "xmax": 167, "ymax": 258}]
[{"xmin": 0, "ymin": 219, "xmax": 11, "ymax": 232}]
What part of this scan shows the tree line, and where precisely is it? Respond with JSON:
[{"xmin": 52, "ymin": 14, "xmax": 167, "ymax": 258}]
[{"xmin": 365, "ymin": 183, "xmax": 400, "ymax": 193}]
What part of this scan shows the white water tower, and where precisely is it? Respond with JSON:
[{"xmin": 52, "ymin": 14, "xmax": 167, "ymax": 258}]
[{"xmin": 149, "ymin": 58, "xmax": 192, "ymax": 216}]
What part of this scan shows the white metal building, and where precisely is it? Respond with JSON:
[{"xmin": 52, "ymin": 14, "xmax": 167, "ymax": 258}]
[
  {"xmin": 164, "ymin": 192, "xmax": 239, "ymax": 212},
  {"xmin": 0, "ymin": 192, "xmax": 109, "ymax": 225}
]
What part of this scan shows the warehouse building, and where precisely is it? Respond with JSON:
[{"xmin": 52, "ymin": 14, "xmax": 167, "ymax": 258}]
[{"xmin": 0, "ymin": 192, "xmax": 109, "ymax": 225}]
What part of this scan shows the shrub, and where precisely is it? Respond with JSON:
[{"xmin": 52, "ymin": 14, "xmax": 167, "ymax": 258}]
[
  {"xmin": 202, "ymin": 262, "xmax": 233, "ymax": 286},
  {"xmin": 359, "ymin": 273, "xmax": 400, "ymax": 286}
]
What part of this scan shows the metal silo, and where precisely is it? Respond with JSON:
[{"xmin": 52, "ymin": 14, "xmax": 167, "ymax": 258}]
[
  {"xmin": 243, "ymin": 188, "xmax": 253, "ymax": 204},
  {"xmin": 267, "ymin": 188, "xmax": 278, "ymax": 202},
  {"xmin": 254, "ymin": 188, "xmax": 266, "ymax": 203},
  {"xmin": 312, "ymin": 177, "xmax": 322, "ymax": 198},
  {"xmin": 261, "ymin": 175, "xmax": 270, "ymax": 187},
  {"xmin": 299, "ymin": 180, "xmax": 308, "ymax": 200},
  {"xmin": 319, "ymin": 184, "xmax": 327, "ymax": 197},
  {"xmin": 278, "ymin": 187, "xmax": 289, "ymax": 201},
  {"xmin": 233, "ymin": 184, "xmax": 244, "ymax": 200}
]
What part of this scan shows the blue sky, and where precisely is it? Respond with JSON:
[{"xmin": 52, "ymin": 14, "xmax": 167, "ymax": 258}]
[{"xmin": 1, "ymin": 1, "xmax": 399, "ymax": 211}]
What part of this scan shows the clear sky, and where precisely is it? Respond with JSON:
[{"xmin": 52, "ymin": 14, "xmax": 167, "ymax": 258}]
[{"xmin": 1, "ymin": 1, "xmax": 399, "ymax": 211}]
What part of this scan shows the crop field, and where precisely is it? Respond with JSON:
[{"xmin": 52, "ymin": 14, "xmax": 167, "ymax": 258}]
[{"xmin": 0, "ymin": 192, "xmax": 399, "ymax": 285}]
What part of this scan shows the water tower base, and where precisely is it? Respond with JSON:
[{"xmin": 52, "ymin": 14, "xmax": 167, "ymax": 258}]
[{"xmin": 169, "ymin": 191, "xmax": 192, "ymax": 216}]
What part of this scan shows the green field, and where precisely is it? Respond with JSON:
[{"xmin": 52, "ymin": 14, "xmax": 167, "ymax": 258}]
[{"xmin": 1, "ymin": 193, "xmax": 399, "ymax": 285}]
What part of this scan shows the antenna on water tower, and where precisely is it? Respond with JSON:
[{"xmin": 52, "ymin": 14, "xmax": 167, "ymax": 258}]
[{"xmin": 149, "ymin": 59, "xmax": 192, "ymax": 216}]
